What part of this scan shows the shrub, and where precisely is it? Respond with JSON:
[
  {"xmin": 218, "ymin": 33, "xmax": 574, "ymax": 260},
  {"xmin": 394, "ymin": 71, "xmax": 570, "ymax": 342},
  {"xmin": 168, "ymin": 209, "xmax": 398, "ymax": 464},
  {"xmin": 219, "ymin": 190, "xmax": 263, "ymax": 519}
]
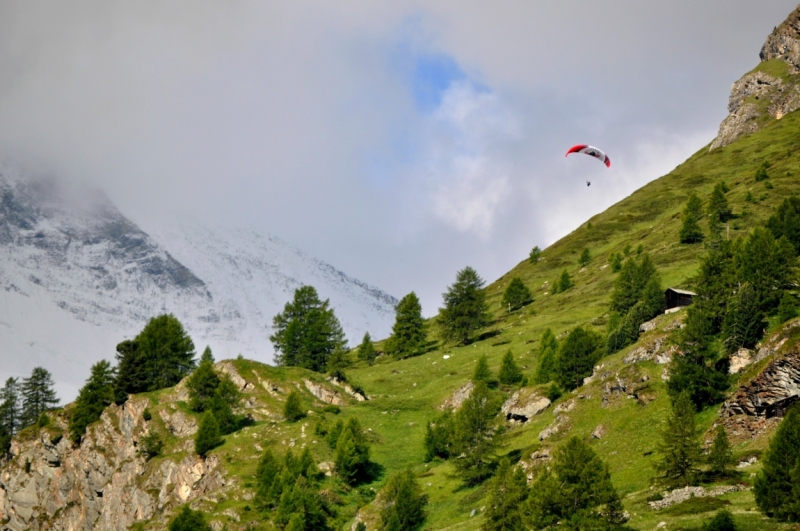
[
  {"xmin": 578, "ymin": 248, "xmax": 591, "ymax": 267},
  {"xmin": 284, "ymin": 390, "xmax": 306, "ymax": 422},
  {"xmin": 169, "ymin": 506, "xmax": 211, "ymax": 531},
  {"xmin": 139, "ymin": 430, "xmax": 164, "ymax": 460}
]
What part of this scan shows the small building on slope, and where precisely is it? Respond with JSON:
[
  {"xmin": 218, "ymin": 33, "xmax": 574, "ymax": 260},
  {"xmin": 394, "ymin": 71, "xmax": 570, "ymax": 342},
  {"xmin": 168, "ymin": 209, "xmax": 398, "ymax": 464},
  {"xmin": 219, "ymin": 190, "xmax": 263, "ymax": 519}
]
[{"xmin": 665, "ymin": 288, "xmax": 696, "ymax": 313}]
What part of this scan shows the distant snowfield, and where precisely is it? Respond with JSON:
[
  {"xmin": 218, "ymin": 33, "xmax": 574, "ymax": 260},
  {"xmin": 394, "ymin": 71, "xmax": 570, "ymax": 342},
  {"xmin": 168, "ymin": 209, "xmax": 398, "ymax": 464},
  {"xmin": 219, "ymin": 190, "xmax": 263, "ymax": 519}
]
[{"xmin": 0, "ymin": 166, "xmax": 397, "ymax": 402}]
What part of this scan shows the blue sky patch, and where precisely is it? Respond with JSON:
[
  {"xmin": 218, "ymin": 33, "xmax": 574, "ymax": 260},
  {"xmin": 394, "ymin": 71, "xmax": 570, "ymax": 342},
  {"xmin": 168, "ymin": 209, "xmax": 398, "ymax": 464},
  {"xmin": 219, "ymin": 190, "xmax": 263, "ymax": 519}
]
[{"xmin": 411, "ymin": 54, "xmax": 466, "ymax": 112}]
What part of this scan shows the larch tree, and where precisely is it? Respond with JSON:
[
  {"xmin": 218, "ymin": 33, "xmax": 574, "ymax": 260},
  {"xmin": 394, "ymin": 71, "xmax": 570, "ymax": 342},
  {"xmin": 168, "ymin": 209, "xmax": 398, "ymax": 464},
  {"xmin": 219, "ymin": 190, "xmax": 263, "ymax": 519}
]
[
  {"xmin": 680, "ymin": 193, "xmax": 705, "ymax": 244},
  {"xmin": 21, "ymin": 367, "xmax": 59, "ymax": 427},
  {"xmin": 69, "ymin": 360, "xmax": 116, "ymax": 442},
  {"xmin": 387, "ymin": 292, "xmax": 427, "ymax": 359},
  {"xmin": 439, "ymin": 267, "xmax": 491, "ymax": 345}
]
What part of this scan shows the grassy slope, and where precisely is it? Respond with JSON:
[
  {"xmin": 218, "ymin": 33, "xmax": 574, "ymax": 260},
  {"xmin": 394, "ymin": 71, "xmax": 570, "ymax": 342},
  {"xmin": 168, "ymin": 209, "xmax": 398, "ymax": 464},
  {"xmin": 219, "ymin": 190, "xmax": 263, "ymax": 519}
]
[{"xmin": 24, "ymin": 100, "xmax": 800, "ymax": 530}]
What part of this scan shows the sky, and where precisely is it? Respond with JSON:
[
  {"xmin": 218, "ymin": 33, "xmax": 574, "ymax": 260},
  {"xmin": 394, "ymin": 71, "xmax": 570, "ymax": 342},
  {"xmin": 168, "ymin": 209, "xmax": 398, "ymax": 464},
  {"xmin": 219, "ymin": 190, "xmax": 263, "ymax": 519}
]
[{"xmin": 1, "ymin": 1, "xmax": 798, "ymax": 317}]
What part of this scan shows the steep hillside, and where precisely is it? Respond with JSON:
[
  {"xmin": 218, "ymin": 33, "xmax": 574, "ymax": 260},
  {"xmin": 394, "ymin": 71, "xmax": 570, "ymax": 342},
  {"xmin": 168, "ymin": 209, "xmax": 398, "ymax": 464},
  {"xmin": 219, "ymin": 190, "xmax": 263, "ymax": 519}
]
[{"xmin": 7, "ymin": 6, "xmax": 800, "ymax": 531}]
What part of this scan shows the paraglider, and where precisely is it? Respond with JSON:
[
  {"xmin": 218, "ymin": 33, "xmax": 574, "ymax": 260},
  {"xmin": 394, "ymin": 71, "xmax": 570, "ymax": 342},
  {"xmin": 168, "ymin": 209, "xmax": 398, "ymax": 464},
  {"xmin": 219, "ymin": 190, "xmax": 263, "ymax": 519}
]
[{"xmin": 565, "ymin": 144, "xmax": 610, "ymax": 186}]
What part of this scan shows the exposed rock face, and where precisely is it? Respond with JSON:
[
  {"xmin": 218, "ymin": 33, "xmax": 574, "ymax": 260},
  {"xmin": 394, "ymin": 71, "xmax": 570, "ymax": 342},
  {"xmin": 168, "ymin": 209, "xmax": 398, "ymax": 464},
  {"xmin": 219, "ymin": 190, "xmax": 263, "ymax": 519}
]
[
  {"xmin": 439, "ymin": 382, "xmax": 474, "ymax": 411},
  {"xmin": 623, "ymin": 335, "xmax": 674, "ymax": 365},
  {"xmin": 0, "ymin": 398, "xmax": 225, "ymax": 531},
  {"xmin": 723, "ymin": 349, "xmax": 800, "ymax": 419},
  {"xmin": 710, "ymin": 5, "xmax": 800, "ymax": 150},
  {"xmin": 538, "ymin": 415, "xmax": 569, "ymax": 441},
  {"xmin": 303, "ymin": 379, "xmax": 348, "ymax": 406},
  {"xmin": 648, "ymin": 485, "xmax": 747, "ymax": 511},
  {"xmin": 501, "ymin": 389, "xmax": 550, "ymax": 422}
]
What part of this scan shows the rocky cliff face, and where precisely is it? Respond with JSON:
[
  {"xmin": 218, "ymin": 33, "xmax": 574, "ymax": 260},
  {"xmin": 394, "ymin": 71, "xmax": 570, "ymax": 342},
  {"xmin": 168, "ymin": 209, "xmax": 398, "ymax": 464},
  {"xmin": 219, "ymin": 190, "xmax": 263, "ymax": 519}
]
[
  {"xmin": 710, "ymin": 5, "xmax": 800, "ymax": 150},
  {"xmin": 0, "ymin": 396, "xmax": 227, "ymax": 531}
]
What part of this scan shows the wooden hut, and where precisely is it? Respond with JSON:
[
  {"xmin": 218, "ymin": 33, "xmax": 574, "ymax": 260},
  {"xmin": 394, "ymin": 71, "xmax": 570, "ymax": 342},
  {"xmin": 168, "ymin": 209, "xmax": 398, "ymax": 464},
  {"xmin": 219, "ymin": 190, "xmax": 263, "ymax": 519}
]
[{"xmin": 665, "ymin": 288, "xmax": 696, "ymax": 313}]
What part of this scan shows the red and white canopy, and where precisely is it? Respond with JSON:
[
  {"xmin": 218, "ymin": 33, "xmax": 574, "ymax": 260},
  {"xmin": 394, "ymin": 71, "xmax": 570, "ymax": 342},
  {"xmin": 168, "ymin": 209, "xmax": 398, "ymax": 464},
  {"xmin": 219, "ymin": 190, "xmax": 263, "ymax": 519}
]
[{"xmin": 565, "ymin": 145, "xmax": 611, "ymax": 168}]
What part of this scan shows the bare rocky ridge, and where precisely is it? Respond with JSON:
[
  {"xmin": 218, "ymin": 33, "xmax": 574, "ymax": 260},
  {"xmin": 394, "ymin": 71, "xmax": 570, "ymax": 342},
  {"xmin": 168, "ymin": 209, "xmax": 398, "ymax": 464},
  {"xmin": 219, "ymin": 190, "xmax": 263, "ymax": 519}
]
[{"xmin": 710, "ymin": 4, "xmax": 800, "ymax": 150}]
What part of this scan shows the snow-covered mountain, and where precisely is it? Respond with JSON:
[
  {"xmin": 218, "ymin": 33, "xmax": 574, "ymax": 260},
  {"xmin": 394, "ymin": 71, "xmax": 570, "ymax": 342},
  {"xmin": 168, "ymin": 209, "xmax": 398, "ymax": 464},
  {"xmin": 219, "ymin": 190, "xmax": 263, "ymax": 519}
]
[{"xmin": 0, "ymin": 165, "xmax": 397, "ymax": 400}]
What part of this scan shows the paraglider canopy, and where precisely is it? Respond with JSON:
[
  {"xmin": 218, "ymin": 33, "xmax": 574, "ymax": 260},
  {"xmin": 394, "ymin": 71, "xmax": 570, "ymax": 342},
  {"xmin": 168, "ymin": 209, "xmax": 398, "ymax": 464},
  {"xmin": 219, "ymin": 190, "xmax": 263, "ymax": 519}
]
[{"xmin": 565, "ymin": 145, "xmax": 611, "ymax": 168}]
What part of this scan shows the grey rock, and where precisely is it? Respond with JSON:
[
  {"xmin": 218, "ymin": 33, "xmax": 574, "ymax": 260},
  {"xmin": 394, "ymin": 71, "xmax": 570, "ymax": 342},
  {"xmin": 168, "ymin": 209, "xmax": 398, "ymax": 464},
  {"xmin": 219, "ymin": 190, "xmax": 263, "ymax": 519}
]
[{"xmin": 501, "ymin": 389, "xmax": 550, "ymax": 422}]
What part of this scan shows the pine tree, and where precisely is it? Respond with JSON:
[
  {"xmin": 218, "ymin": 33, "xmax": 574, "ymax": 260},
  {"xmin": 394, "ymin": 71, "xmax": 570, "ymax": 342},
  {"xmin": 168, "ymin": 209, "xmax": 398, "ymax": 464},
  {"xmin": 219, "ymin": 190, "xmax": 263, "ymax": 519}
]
[
  {"xmin": 270, "ymin": 285, "xmax": 347, "ymax": 372},
  {"xmin": 472, "ymin": 355, "xmax": 494, "ymax": 385},
  {"xmin": 451, "ymin": 382, "xmax": 501, "ymax": 483},
  {"xmin": 439, "ymin": 267, "xmax": 491, "ymax": 345},
  {"xmin": 611, "ymin": 252, "xmax": 623, "ymax": 272},
  {"xmin": 766, "ymin": 196, "xmax": 800, "ymax": 255},
  {"xmin": 526, "ymin": 436, "xmax": 630, "ymax": 530},
  {"xmin": 702, "ymin": 510, "xmax": 737, "ymax": 531},
  {"xmin": 754, "ymin": 406, "xmax": 800, "ymax": 520},
  {"xmin": 534, "ymin": 329, "xmax": 558, "ymax": 384},
  {"xmin": 168, "ymin": 506, "xmax": 212, "ymax": 531},
  {"xmin": 186, "ymin": 358, "xmax": 221, "ymax": 412},
  {"xmin": 275, "ymin": 476, "xmax": 330, "ymax": 531},
  {"xmin": 482, "ymin": 458, "xmax": 527, "ymax": 531},
  {"xmin": 326, "ymin": 345, "xmax": 350, "ymax": 381},
  {"xmin": 708, "ymin": 182, "xmax": 733, "ymax": 224},
  {"xmin": 387, "ymin": 292, "xmax": 427, "ymax": 359},
  {"xmin": 69, "ymin": 360, "xmax": 116, "ymax": 442},
  {"xmin": 0, "ymin": 378, "xmax": 21, "ymax": 436},
  {"xmin": 115, "ymin": 314, "xmax": 196, "ymax": 397},
  {"xmin": 611, "ymin": 258, "xmax": 641, "ymax": 314},
  {"xmin": 498, "ymin": 350, "xmax": 523, "ymax": 385},
  {"xmin": 668, "ymin": 307, "xmax": 730, "ymax": 409},
  {"xmin": 21, "ymin": 367, "xmax": 59, "ymax": 427},
  {"xmin": 656, "ymin": 392, "xmax": 702, "ymax": 486},
  {"xmin": 722, "ymin": 283, "xmax": 765, "ymax": 353},
  {"xmin": 555, "ymin": 327, "xmax": 603, "ymax": 391},
  {"xmin": 579, "ymin": 248, "xmax": 591, "ymax": 267},
  {"xmin": 424, "ymin": 411, "xmax": 454, "ymax": 461},
  {"xmin": 255, "ymin": 449, "xmax": 281, "ymax": 508},
  {"xmin": 680, "ymin": 193, "xmax": 705, "ymax": 244},
  {"xmin": 380, "ymin": 468, "xmax": 428, "ymax": 531},
  {"xmin": 778, "ymin": 292, "xmax": 798, "ymax": 323},
  {"xmin": 529, "ymin": 246, "xmax": 542, "ymax": 264},
  {"xmin": 739, "ymin": 227, "xmax": 795, "ymax": 313},
  {"xmin": 708, "ymin": 425, "xmax": 734, "ymax": 476},
  {"xmin": 557, "ymin": 269, "xmax": 573, "ymax": 292},
  {"xmin": 209, "ymin": 376, "xmax": 245, "ymax": 435},
  {"xmin": 285, "ymin": 513, "xmax": 306, "ymax": 531},
  {"xmin": 200, "ymin": 346, "xmax": 214, "ymax": 364},
  {"xmin": 754, "ymin": 161, "xmax": 770, "ymax": 182},
  {"xmin": 284, "ymin": 390, "xmax": 306, "ymax": 422},
  {"xmin": 195, "ymin": 410, "xmax": 223, "ymax": 457},
  {"xmin": 502, "ymin": 278, "xmax": 533, "ymax": 312},
  {"xmin": 357, "ymin": 332, "xmax": 377, "ymax": 365},
  {"xmin": 334, "ymin": 417, "xmax": 370, "ymax": 485}
]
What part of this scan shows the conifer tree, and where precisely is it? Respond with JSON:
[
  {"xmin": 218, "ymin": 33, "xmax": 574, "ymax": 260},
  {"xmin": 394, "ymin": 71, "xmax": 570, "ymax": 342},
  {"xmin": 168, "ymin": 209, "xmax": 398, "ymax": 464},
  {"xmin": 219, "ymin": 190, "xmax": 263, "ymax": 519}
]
[
  {"xmin": 483, "ymin": 458, "xmax": 528, "ymax": 531},
  {"xmin": 739, "ymin": 227, "xmax": 795, "ymax": 313},
  {"xmin": 270, "ymin": 285, "xmax": 347, "ymax": 372},
  {"xmin": 708, "ymin": 182, "xmax": 733, "ymax": 224},
  {"xmin": 380, "ymin": 468, "xmax": 428, "ymax": 531},
  {"xmin": 766, "ymin": 196, "xmax": 800, "ymax": 254},
  {"xmin": 778, "ymin": 292, "xmax": 798, "ymax": 323},
  {"xmin": 611, "ymin": 252, "xmax": 623, "ymax": 272},
  {"xmin": 186, "ymin": 358, "xmax": 221, "ymax": 412},
  {"xmin": 387, "ymin": 292, "xmax": 427, "ymax": 359},
  {"xmin": 498, "ymin": 350, "xmax": 523, "ymax": 385},
  {"xmin": 439, "ymin": 267, "xmax": 491, "ymax": 345},
  {"xmin": 195, "ymin": 410, "xmax": 223, "ymax": 457},
  {"xmin": 115, "ymin": 314, "xmax": 196, "ymax": 397},
  {"xmin": 451, "ymin": 381, "xmax": 501, "ymax": 483},
  {"xmin": 754, "ymin": 161, "xmax": 770, "ymax": 182},
  {"xmin": 754, "ymin": 406, "xmax": 800, "ymax": 521},
  {"xmin": 69, "ymin": 360, "xmax": 116, "ymax": 442},
  {"xmin": 357, "ymin": 332, "xmax": 377, "ymax": 365},
  {"xmin": 529, "ymin": 246, "xmax": 542, "ymax": 264},
  {"xmin": 680, "ymin": 193, "xmax": 705, "ymax": 244},
  {"xmin": 21, "ymin": 367, "xmax": 59, "ymax": 427},
  {"xmin": 502, "ymin": 277, "xmax": 533, "ymax": 312},
  {"xmin": 526, "ymin": 437, "xmax": 630, "ymax": 530},
  {"xmin": 555, "ymin": 327, "xmax": 603, "ymax": 391},
  {"xmin": 472, "ymin": 355, "xmax": 494, "ymax": 385},
  {"xmin": 424, "ymin": 411, "xmax": 454, "ymax": 461},
  {"xmin": 708, "ymin": 425, "xmax": 734, "ymax": 476},
  {"xmin": 326, "ymin": 419, "xmax": 345, "ymax": 449},
  {"xmin": 667, "ymin": 307, "xmax": 730, "ymax": 409},
  {"xmin": 284, "ymin": 390, "xmax": 305, "ymax": 422},
  {"xmin": 702, "ymin": 510, "xmax": 737, "ymax": 531},
  {"xmin": 611, "ymin": 258, "xmax": 642, "ymax": 314},
  {"xmin": 275, "ymin": 476, "xmax": 330, "ymax": 531},
  {"xmin": 534, "ymin": 329, "xmax": 558, "ymax": 384},
  {"xmin": 200, "ymin": 346, "xmax": 214, "ymax": 364},
  {"xmin": 557, "ymin": 269, "xmax": 573, "ymax": 292},
  {"xmin": 168, "ymin": 506, "xmax": 212, "ymax": 531},
  {"xmin": 208, "ymin": 376, "xmax": 245, "ymax": 435},
  {"xmin": 334, "ymin": 417, "xmax": 370, "ymax": 485},
  {"xmin": 656, "ymin": 392, "xmax": 702, "ymax": 486},
  {"xmin": 326, "ymin": 345, "xmax": 350, "ymax": 381},
  {"xmin": 579, "ymin": 248, "xmax": 591, "ymax": 267},
  {"xmin": 0, "ymin": 378, "xmax": 21, "ymax": 437},
  {"xmin": 722, "ymin": 283, "xmax": 765, "ymax": 353}
]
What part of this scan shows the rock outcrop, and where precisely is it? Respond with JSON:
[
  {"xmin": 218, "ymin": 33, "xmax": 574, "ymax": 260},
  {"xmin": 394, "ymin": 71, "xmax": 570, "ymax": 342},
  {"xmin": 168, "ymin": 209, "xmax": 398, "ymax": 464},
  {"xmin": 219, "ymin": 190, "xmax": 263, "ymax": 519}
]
[
  {"xmin": 501, "ymin": 389, "xmax": 550, "ymax": 422},
  {"xmin": 0, "ymin": 398, "xmax": 226, "ymax": 531},
  {"xmin": 439, "ymin": 382, "xmax": 474, "ymax": 410},
  {"xmin": 710, "ymin": 5, "xmax": 800, "ymax": 150}
]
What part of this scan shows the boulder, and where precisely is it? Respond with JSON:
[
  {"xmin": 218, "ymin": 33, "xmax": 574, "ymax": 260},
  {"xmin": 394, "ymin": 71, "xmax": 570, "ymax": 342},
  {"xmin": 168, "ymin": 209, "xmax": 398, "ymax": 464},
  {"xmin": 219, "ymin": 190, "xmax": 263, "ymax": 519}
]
[
  {"xmin": 501, "ymin": 388, "xmax": 550, "ymax": 422},
  {"xmin": 303, "ymin": 379, "xmax": 347, "ymax": 406},
  {"xmin": 439, "ymin": 382, "xmax": 474, "ymax": 411}
]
